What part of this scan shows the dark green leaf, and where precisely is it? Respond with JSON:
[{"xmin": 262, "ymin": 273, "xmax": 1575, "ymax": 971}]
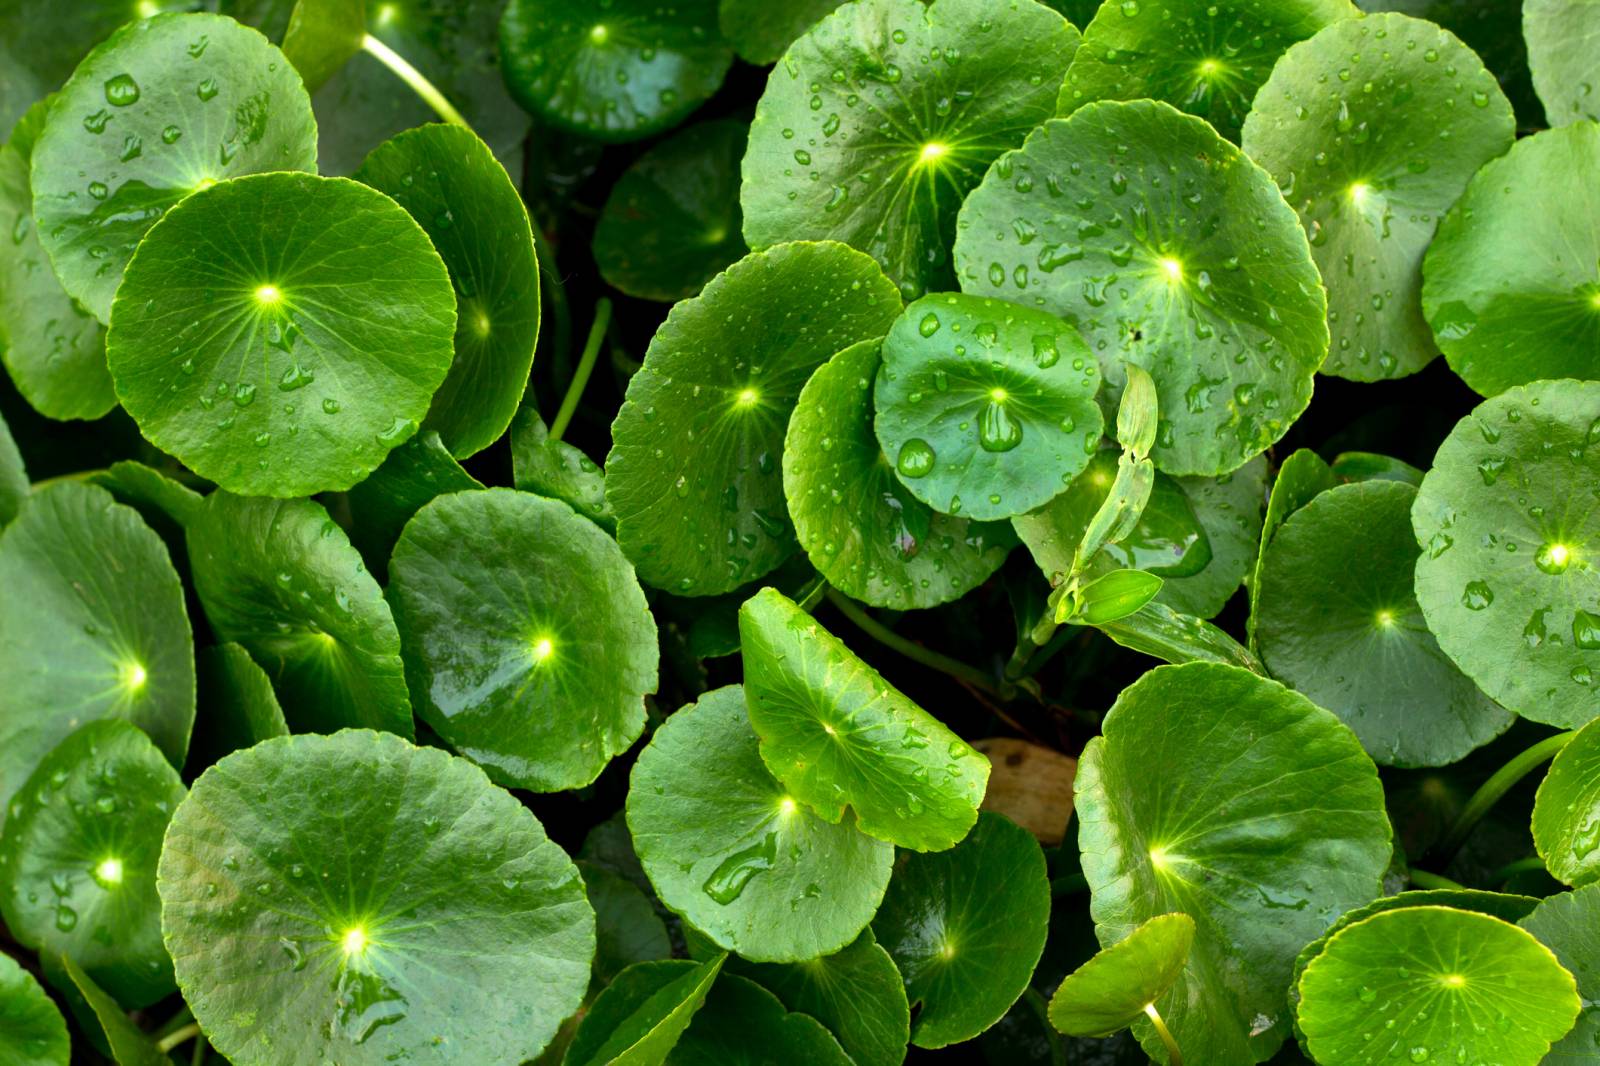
[
  {"xmin": 58, "ymin": 957, "xmax": 165, "ymax": 1066},
  {"xmin": 1330, "ymin": 451, "xmax": 1424, "ymax": 486},
  {"xmin": 665, "ymin": 973, "xmax": 852, "ymax": 1065},
  {"xmin": 1519, "ymin": 884, "xmax": 1600, "ymax": 1063},
  {"xmin": 1249, "ymin": 448, "xmax": 1336, "ymax": 649},
  {"xmin": 0, "ymin": 951, "xmax": 68, "ymax": 1066},
  {"xmin": 564, "ymin": 957, "xmax": 723, "ymax": 1066},
  {"xmin": 510, "ymin": 403, "xmax": 613, "ymax": 532},
  {"xmin": 716, "ymin": 0, "xmax": 841, "ymax": 64},
  {"xmin": 282, "ymin": 0, "xmax": 367, "ymax": 92},
  {"xmin": 344, "ymin": 429, "xmax": 484, "ymax": 572},
  {"xmin": 579, "ymin": 862, "xmax": 672, "ymax": 989}
]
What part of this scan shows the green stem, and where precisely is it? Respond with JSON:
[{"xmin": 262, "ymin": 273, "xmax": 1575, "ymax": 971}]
[
  {"xmin": 1488, "ymin": 855, "xmax": 1549, "ymax": 885},
  {"xmin": 152, "ymin": 1006, "xmax": 194, "ymax": 1040},
  {"xmin": 1435, "ymin": 730, "xmax": 1576, "ymax": 863},
  {"xmin": 1022, "ymin": 988, "xmax": 1067, "ymax": 1066},
  {"xmin": 549, "ymin": 299, "xmax": 611, "ymax": 443},
  {"xmin": 360, "ymin": 35, "xmax": 468, "ymax": 126},
  {"xmin": 155, "ymin": 1022, "xmax": 201, "ymax": 1055},
  {"xmin": 1408, "ymin": 868, "xmax": 1464, "ymax": 891},
  {"xmin": 1143, "ymin": 1003, "xmax": 1182, "ymax": 1066},
  {"xmin": 191, "ymin": 1037, "xmax": 208, "ymax": 1066},
  {"xmin": 824, "ymin": 588, "xmax": 1003, "ymax": 700}
]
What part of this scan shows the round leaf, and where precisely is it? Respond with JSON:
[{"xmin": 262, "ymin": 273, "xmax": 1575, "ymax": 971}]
[
  {"xmin": 1421, "ymin": 123, "xmax": 1600, "ymax": 396},
  {"xmin": 953, "ymin": 100, "xmax": 1328, "ymax": 477},
  {"xmin": 107, "ymin": 171, "xmax": 458, "ymax": 497},
  {"xmin": 741, "ymin": 0, "xmax": 1080, "ymax": 298},
  {"xmin": 1534, "ymin": 714, "xmax": 1600, "ymax": 886},
  {"xmin": 739, "ymin": 587, "xmax": 990, "ymax": 852},
  {"xmin": 1047, "ymin": 912, "xmax": 1194, "ymax": 1038},
  {"xmin": 1257, "ymin": 480, "xmax": 1512, "ymax": 766},
  {"xmin": 354, "ymin": 123, "xmax": 539, "ymax": 457},
  {"xmin": 344, "ymin": 428, "xmax": 484, "ymax": 574},
  {"xmin": 1297, "ymin": 906, "xmax": 1580, "ymax": 1066},
  {"xmin": 158, "ymin": 729, "xmax": 594, "ymax": 1066},
  {"xmin": 0, "ymin": 97, "xmax": 113, "ymax": 420},
  {"xmin": 1058, "ymin": 0, "xmax": 1356, "ymax": 142},
  {"xmin": 593, "ymin": 118, "xmax": 747, "ymax": 302},
  {"xmin": 1240, "ymin": 12, "xmax": 1515, "ymax": 381},
  {"xmin": 189, "ymin": 642, "xmax": 288, "ymax": 769},
  {"xmin": 1076, "ymin": 661, "xmax": 1391, "ymax": 1063},
  {"xmin": 666, "ymin": 972, "xmax": 853, "ymax": 1065},
  {"xmin": 186, "ymin": 491, "xmax": 413, "ymax": 737},
  {"xmin": 717, "ymin": 0, "xmax": 841, "ymax": 64},
  {"xmin": 0, "ymin": 951, "xmax": 68, "ymax": 1066},
  {"xmin": 1248, "ymin": 447, "xmax": 1335, "ymax": 648},
  {"xmin": 873, "ymin": 292, "xmax": 1103, "ymax": 521},
  {"xmin": 30, "ymin": 12, "xmax": 319, "ymax": 323},
  {"xmin": 605, "ymin": 240, "xmax": 901, "ymax": 596},
  {"xmin": 498, "ymin": 0, "xmax": 732, "ymax": 142},
  {"xmin": 0, "ymin": 720, "xmax": 184, "ymax": 1009},
  {"xmin": 1411, "ymin": 380, "xmax": 1600, "ymax": 727},
  {"xmin": 564, "ymin": 957, "xmax": 723, "ymax": 1066},
  {"xmin": 626, "ymin": 685, "xmax": 894, "ymax": 962},
  {"xmin": 0, "ymin": 482, "xmax": 194, "ymax": 833},
  {"xmin": 785, "ymin": 337, "xmax": 1013, "ymax": 610},
  {"xmin": 388, "ymin": 488, "xmax": 657, "ymax": 792},
  {"xmin": 579, "ymin": 862, "xmax": 672, "ymax": 988},
  {"xmin": 508, "ymin": 405, "xmax": 612, "ymax": 531},
  {"xmin": 872, "ymin": 812, "xmax": 1049, "ymax": 1048},
  {"xmin": 1526, "ymin": 0, "xmax": 1600, "ymax": 126},
  {"xmin": 1519, "ymin": 883, "xmax": 1600, "ymax": 1063}
]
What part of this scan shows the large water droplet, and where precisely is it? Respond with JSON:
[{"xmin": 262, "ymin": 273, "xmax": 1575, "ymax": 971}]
[
  {"xmin": 701, "ymin": 832, "xmax": 777, "ymax": 904},
  {"xmin": 103, "ymin": 73, "xmax": 140, "ymax": 107},
  {"xmin": 1461, "ymin": 580, "xmax": 1493, "ymax": 610},
  {"xmin": 978, "ymin": 399, "xmax": 1023, "ymax": 452},
  {"xmin": 897, "ymin": 438, "xmax": 936, "ymax": 478}
]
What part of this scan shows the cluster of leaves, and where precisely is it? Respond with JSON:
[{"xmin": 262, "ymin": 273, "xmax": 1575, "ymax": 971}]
[{"xmin": 1, "ymin": 0, "xmax": 1599, "ymax": 1064}]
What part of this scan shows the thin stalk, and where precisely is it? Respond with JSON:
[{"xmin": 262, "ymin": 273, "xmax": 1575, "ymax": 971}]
[
  {"xmin": 1143, "ymin": 1003, "xmax": 1182, "ymax": 1066},
  {"xmin": 824, "ymin": 588, "xmax": 1003, "ymax": 700},
  {"xmin": 1408, "ymin": 868, "xmax": 1464, "ymax": 891},
  {"xmin": 1021, "ymin": 988, "xmax": 1067, "ymax": 1066},
  {"xmin": 191, "ymin": 1037, "xmax": 208, "ymax": 1066},
  {"xmin": 360, "ymin": 35, "xmax": 467, "ymax": 127},
  {"xmin": 1435, "ymin": 730, "xmax": 1576, "ymax": 863},
  {"xmin": 155, "ymin": 1022, "xmax": 201, "ymax": 1055},
  {"xmin": 152, "ymin": 1006, "xmax": 194, "ymax": 1040},
  {"xmin": 1488, "ymin": 855, "xmax": 1549, "ymax": 885},
  {"xmin": 549, "ymin": 299, "xmax": 611, "ymax": 443}
]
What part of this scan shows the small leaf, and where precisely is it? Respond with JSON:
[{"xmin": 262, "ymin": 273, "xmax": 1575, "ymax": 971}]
[
  {"xmin": 1069, "ymin": 568, "xmax": 1164, "ymax": 626},
  {"xmin": 1095, "ymin": 600, "xmax": 1265, "ymax": 672},
  {"xmin": 0, "ymin": 951, "xmax": 68, "ymax": 1066},
  {"xmin": 59, "ymin": 957, "xmax": 166, "ymax": 1066},
  {"xmin": 1048, "ymin": 912, "xmax": 1194, "ymax": 1038},
  {"xmin": 1073, "ymin": 454, "xmax": 1154, "ymax": 574},
  {"xmin": 1519, "ymin": 883, "xmax": 1600, "ymax": 1061},
  {"xmin": 282, "ymin": 0, "xmax": 366, "ymax": 92},
  {"xmin": 1115, "ymin": 362, "xmax": 1158, "ymax": 460},
  {"xmin": 564, "ymin": 957, "xmax": 724, "ymax": 1066},
  {"xmin": 188, "ymin": 643, "xmax": 288, "ymax": 769}
]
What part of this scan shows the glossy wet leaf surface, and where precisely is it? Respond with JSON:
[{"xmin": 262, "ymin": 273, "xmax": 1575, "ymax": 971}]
[
  {"xmin": 509, "ymin": 404, "xmax": 613, "ymax": 531},
  {"xmin": 59, "ymin": 956, "xmax": 165, "ymax": 1066},
  {"xmin": 593, "ymin": 118, "xmax": 746, "ymax": 302},
  {"xmin": 30, "ymin": 12, "xmax": 319, "ymax": 324},
  {"xmin": 1059, "ymin": 0, "xmax": 1356, "ymax": 142},
  {"xmin": 1249, "ymin": 447, "xmax": 1335, "ymax": 649},
  {"xmin": 108, "ymin": 171, "xmax": 457, "ymax": 497},
  {"xmin": 627, "ymin": 686, "xmax": 893, "ymax": 961},
  {"xmin": 605, "ymin": 241, "xmax": 900, "ymax": 596},
  {"xmin": 188, "ymin": 641, "xmax": 288, "ymax": 769},
  {"xmin": 1526, "ymin": 0, "xmax": 1600, "ymax": 125},
  {"xmin": 1094, "ymin": 599, "xmax": 1265, "ymax": 671},
  {"xmin": 1421, "ymin": 123, "xmax": 1600, "ymax": 396},
  {"xmin": 0, "ymin": 720, "xmax": 184, "ymax": 1008},
  {"xmin": 0, "ymin": 482, "xmax": 194, "ymax": 834},
  {"xmin": 0, "ymin": 951, "xmax": 68, "ymax": 1066},
  {"xmin": 1257, "ymin": 480, "xmax": 1512, "ymax": 766},
  {"xmin": 1241, "ymin": 13, "xmax": 1515, "ymax": 382},
  {"xmin": 1047, "ymin": 912, "xmax": 1193, "ymax": 1037},
  {"xmin": 739, "ymin": 588, "xmax": 989, "ymax": 852},
  {"xmin": 873, "ymin": 812, "xmax": 1050, "ymax": 1048},
  {"xmin": 498, "ymin": 0, "xmax": 732, "ymax": 142},
  {"xmin": 717, "ymin": 0, "xmax": 841, "ymax": 64},
  {"xmin": 344, "ymin": 428, "xmax": 484, "ymax": 574},
  {"xmin": 785, "ymin": 338, "xmax": 1013, "ymax": 610},
  {"xmin": 185, "ymin": 491, "xmax": 413, "ymax": 737},
  {"xmin": 1296, "ymin": 906, "xmax": 1580, "ymax": 1066},
  {"xmin": 663, "ymin": 972, "xmax": 853, "ymax": 1065},
  {"xmin": 741, "ymin": 0, "xmax": 1080, "ymax": 298},
  {"xmin": 388, "ymin": 488, "xmax": 656, "ymax": 791},
  {"xmin": 564, "ymin": 956, "xmax": 723, "ymax": 1066},
  {"xmin": 1519, "ymin": 883, "xmax": 1600, "ymax": 1064},
  {"xmin": 954, "ymin": 100, "xmax": 1327, "ymax": 476},
  {"xmin": 1534, "ymin": 715, "xmax": 1600, "ymax": 886},
  {"xmin": 1412, "ymin": 380, "xmax": 1600, "ymax": 727},
  {"xmin": 1075, "ymin": 661, "xmax": 1391, "ymax": 1063},
  {"xmin": 873, "ymin": 292, "xmax": 1103, "ymax": 522},
  {"xmin": 158, "ymin": 729, "xmax": 594, "ymax": 1066}
]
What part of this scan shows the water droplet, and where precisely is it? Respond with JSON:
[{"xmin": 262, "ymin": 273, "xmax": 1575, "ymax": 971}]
[
  {"xmin": 232, "ymin": 382, "xmax": 256, "ymax": 407},
  {"xmin": 196, "ymin": 78, "xmax": 219, "ymax": 102},
  {"xmin": 919, "ymin": 312, "xmax": 940, "ymax": 337},
  {"xmin": 1461, "ymin": 581, "xmax": 1493, "ymax": 610},
  {"xmin": 896, "ymin": 438, "xmax": 936, "ymax": 478},
  {"xmin": 103, "ymin": 73, "xmax": 140, "ymax": 107},
  {"xmin": 1574, "ymin": 609, "xmax": 1600, "ymax": 649},
  {"xmin": 978, "ymin": 399, "xmax": 1023, "ymax": 453},
  {"xmin": 701, "ymin": 832, "xmax": 777, "ymax": 904}
]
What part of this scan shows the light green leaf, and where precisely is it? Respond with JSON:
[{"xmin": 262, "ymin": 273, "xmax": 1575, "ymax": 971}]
[
  {"xmin": 1519, "ymin": 883, "xmax": 1600, "ymax": 1063},
  {"xmin": 1073, "ymin": 568, "xmax": 1164, "ymax": 625},
  {"xmin": 1249, "ymin": 448, "xmax": 1336, "ymax": 649},
  {"xmin": 0, "ymin": 409, "xmax": 26, "ymax": 528},
  {"xmin": 58, "ymin": 957, "xmax": 165, "ymax": 1066},
  {"xmin": 282, "ymin": 0, "xmax": 367, "ymax": 92},
  {"xmin": 1526, "ymin": 0, "xmax": 1600, "ymax": 125},
  {"xmin": 1534, "ymin": 715, "xmax": 1600, "ymax": 886},
  {"xmin": 564, "ymin": 957, "xmax": 723, "ymax": 1066},
  {"xmin": 1047, "ymin": 912, "xmax": 1194, "ymax": 1038},
  {"xmin": 0, "ymin": 951, "xmax": 68, "ymax": 1066},
  {"xmin": 1093, "ymin": 600, "xmax": 1265, "ymax": 672}
]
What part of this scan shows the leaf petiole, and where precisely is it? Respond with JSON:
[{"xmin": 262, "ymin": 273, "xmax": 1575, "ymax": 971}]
[
  {"xmin": 549, "ymin": 299, "xmax": 612, "ymax": 443},
  {"xmin": 1434, "ymin": 729, "xmax": 1576, "ymax": 863},
  {"xmin": 824, "ymin": 587, "xmax": 1013, "ymax": 701},
  {"xmin": 360, "ymin": 34, "xmax": 468, "ymax": 127},
  {"xmin": 155, "ymin": 1021, "xmax": 202, "ymax": 1054},
  {"xmin": 1143, "ymin": 1002, "xmax": 1182, "ymax": 1066}
]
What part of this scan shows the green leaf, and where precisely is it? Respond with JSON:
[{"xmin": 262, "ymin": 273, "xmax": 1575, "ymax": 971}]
[
  {"xmin": 0, "ymin": 483, "xmax": 194, "ymax": 834},
  {"xmin": 498, "ymin": 0, "xmax": 733, "ymax": 142},
  {"xmin": 344, "ymin": 428, "xmax": 484, "ymax": 573},
  {"xmin": 785, "ymin": 338, "xmax": 1013, "ymax": 610},
  {"xmin": 1076, "ymin": 662, "xmax": 1391, "ymax": 1063},
  {"xmin": 0, "ymin": 721, "xmax": 183, "ymax": 1008},
  {"xmin": 509, "ymin": 404, "xmax": 613, "ymax": 532},
  {"xmin": 564, "ymin": 957, "xmax": 724, "ymax": 1066},
  {"xmin": 1533, "ymin": 715, "xmax": 1600, "ymax": 886},
  {"xmin": 84, "ymin": 460, "xmax": 202, "ymax": 531},
  {"xmin": 1240, "ymin": 12, "xmax": 1515, "ymax": 382},
  {"xmin": 1357, "ymin": 0, "xmax": 1540, "ymax": 126},
  {"xmin": 873, "ymin": 292, "xmax": 1104, "ymax": 522},
  {"xmin": 605, "ymin": 241, "xmax": 901, "ymax": 596},
  {"xmin": 1249, "ymin": 448, "xmax": 1336, "ymax": 649},
  {"xmin": 954, "ymin": 100, "xmax": 1328, "ymax": 477},
  {"xmin": 355, "ymin": 122, "xmax": 540, "ymax": 457},
  {"xmin": 282, "ymin": 0, "xmax": 367, "ymax": 92},
  {"xmin": 158, "ymin": 729, "xmax": 594, "ymax": 1065},
  {"xmin": 1047, "ymin": 912, "xmax": 1194, "ymax": 1038},
  {"xmin": 1519, "ymin": 883, "xmax": 1600, "ymax": 1063},
  {"xmin": 1072, "ymin": 568, "xmax": 1164, "ymax": 625},
  {"xmin": 189, "ymin": 642, "xmax": 289, "ymax": 769},
  {"xmin": 0, "ymin": 951, "xmax": 68, "ymax": 1066},
  {"xmin": 58, "ymin": 957, "xmax": 165, "ymax": 1066},
  {"xmin": 593, "ymin": 118, "xmax": 747, "ymax": 302},
  {"xmin": 1526, "ymin": 0, "xmax": 1600, "ymax": 126},
  {"xmin": 30, "ymin": 12, "xmax": 319, "ymax": 324},
  {"xmin": 186, "ymin": 491, "xmax": 413, "ymax": 737},
  {"xmin": 1296, "ymin": 906, "xmax": 1580, "ymax": 1066},
  {"xmin": 1116, "ymin": 362, "xmax": 1158, "ymax": 459},
  {"xmin": 664, "ymin": 972, "xmax": 852, "ymax": 1065},
  {"xmin": 872, "ymin": 812, "xmax": 1050, "ymax": 1047},
  {"xmin": 1093, "ymin": 600, "xmax": 1266, "ymax": 672},
  {"xmin": 1257, "ymin": 480, "xmax": 1512, "ymax": 766},
  {"xmin": 107, "ymin": 171, "xmax": 458, "ymax": 498},
  {"xmin": 1412, "ymin": 380, "xmax": 1600, "ymax": 727},
  {"xmin": 1421, "ymin": 124, "xmax": 1600, "ymax": 396},
  {"xmin": 0, "ymin": 97, "xmax": 114, "ymax": 421},
  {"xmin": 579, "ymin": 862, "xmax": 672, "ymax": 988},
  {"xmin": 739, "ymin": 587, "xmax": 989, "ymax": 851},
  {"xmin": 1330, "ymin": 450, "xmax": 1424, "ymax": 486},
  {"xmin": 626, "ymin": 685, "xmax": 894, "ymax": 960},
  {"xmin": 0, "ymin": 410, "xmax": 26, "ymax": 528},
  {"xmin": 388, "ymin": 488, "xmax": 656, "ymax": 791},
  {"xmin": 741, "ymin": 0, "xmax": 1080, "ymax": 298},
  {"xmin": 716, "ymin": 0, "xmax": 841, "ymax": 64},
  {"xmin": 1058, "ymin": 0, "xmax": 1356, "ymax": 141}
]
